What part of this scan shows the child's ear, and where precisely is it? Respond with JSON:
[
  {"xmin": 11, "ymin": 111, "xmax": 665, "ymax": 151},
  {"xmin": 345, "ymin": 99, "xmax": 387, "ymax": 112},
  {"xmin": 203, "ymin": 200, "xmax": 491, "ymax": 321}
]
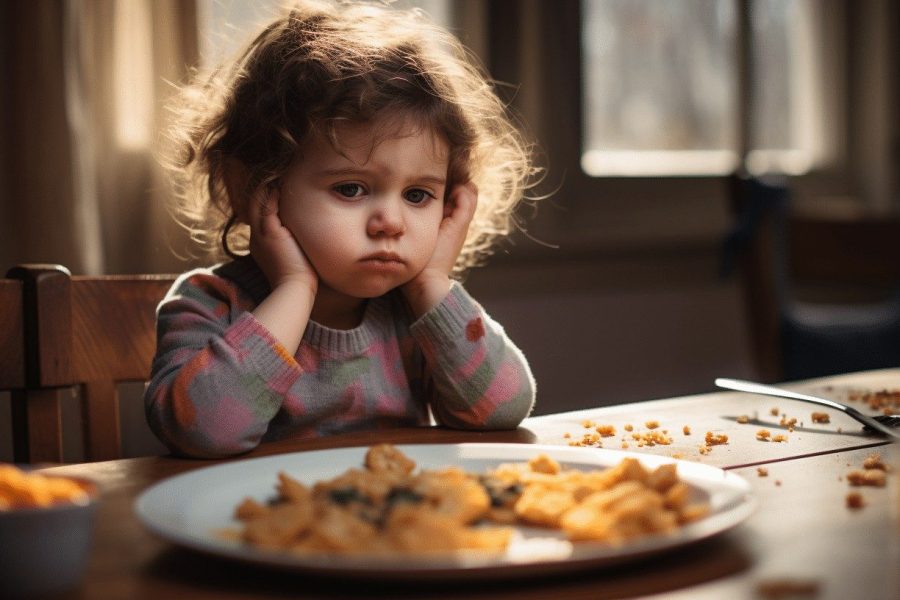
[{"xmin": 223, "ymin": 158, "xmax": 252, "ymax": 222}]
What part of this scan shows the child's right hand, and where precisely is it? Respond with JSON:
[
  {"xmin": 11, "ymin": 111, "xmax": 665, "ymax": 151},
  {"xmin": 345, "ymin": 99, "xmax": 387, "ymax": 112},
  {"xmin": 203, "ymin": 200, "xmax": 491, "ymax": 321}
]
[{"xmin": 248, "ymin": 186, "xmax": 318, "ymax": 296}]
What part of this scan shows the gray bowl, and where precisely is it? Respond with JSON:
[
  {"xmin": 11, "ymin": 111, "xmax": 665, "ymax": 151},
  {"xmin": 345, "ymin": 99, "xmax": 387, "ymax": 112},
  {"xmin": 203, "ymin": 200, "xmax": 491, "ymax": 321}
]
[{"xmin": 0, "ymin": 477, "xmax": 99, "ymax": 596}]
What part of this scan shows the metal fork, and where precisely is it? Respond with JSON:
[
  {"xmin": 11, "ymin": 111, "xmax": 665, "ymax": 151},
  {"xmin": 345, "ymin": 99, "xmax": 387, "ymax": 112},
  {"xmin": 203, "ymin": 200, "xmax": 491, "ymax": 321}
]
[{"xmin": 715, "ymin": 378, "xmax": 900, "ymax": 440}]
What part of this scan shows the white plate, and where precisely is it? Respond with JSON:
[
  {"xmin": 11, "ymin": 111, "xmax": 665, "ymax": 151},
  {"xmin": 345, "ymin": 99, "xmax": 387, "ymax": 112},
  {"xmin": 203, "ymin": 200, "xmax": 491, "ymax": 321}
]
[{"xmin": 134, "ymin": 444, "xmax": 755, "ymax": 580}]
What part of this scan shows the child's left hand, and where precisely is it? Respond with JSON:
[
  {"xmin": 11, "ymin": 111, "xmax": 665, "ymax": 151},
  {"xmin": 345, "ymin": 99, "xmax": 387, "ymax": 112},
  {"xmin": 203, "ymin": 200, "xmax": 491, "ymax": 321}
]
[{"xmin": 402, "ymin": 182, "xmax": 477, "ymax": 316}]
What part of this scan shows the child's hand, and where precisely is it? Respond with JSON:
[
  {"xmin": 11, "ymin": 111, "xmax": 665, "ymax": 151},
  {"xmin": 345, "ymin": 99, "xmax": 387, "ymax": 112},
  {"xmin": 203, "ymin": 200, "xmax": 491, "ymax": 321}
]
[
  {"xmin": 248, "ymin": 186, "xmax": 318, "ymax": 295},
  {"xmin": 402, "ymin": 182, "xmax": 477, "ymax": 316}
]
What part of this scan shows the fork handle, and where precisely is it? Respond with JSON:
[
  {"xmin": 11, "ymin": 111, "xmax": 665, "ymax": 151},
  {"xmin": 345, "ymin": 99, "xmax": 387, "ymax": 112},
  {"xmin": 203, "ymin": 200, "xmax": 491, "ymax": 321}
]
[{"xmin": 715, "ymin": 378, "xmax": 900, "ymax": 440}]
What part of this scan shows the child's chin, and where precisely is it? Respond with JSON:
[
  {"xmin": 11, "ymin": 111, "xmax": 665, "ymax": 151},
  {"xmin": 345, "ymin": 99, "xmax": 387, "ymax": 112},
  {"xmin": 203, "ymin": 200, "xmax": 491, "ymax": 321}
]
[{"xmin": 338, "ymin": 279, "xmax": 406, "ymax": 299}]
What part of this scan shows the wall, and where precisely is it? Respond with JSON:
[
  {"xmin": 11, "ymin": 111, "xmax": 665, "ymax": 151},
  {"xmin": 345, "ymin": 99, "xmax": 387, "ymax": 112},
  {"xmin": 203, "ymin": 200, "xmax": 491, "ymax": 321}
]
[{"xmin": 465, "ymin": 247, "xmax": 755, "ymax": 415}]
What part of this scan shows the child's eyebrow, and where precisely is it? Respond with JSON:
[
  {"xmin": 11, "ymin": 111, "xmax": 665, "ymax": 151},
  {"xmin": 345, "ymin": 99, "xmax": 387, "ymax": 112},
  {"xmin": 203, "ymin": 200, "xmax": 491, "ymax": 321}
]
[{"xmin": 314, "ymin": 167, "xmax": 446, "ymax": 186}]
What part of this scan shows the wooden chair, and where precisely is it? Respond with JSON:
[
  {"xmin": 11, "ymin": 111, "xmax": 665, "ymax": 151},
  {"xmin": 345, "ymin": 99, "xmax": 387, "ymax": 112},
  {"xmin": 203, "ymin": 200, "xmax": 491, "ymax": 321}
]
[
  {"xmin": 1, "ymin": 277, "xmax": 27, "ymax": 461},
  {"xmin": 727, "ymin": 175, "xmax": 900, "ymax": 382},
  {"xmin": 0, "ymin": 276, "xmax": 26, "ymax": 387},
  {"xmin": 7, "ymin": 265, "xmax": 177, "ymax": 463}
]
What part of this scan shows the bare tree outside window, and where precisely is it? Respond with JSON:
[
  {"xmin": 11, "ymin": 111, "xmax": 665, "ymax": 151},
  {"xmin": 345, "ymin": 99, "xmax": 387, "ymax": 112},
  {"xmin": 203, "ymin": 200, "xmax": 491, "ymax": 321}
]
[{"xmin": 581, "ymin": 0, "xmax": 828, "ymax": 177}]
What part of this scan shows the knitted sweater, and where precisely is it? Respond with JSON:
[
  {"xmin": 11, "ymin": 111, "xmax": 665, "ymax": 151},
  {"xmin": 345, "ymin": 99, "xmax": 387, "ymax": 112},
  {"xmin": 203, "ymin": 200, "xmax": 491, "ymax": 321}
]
[{"xmin": 144, "ymin": 257, "xmax": 535, "ymax": 458}]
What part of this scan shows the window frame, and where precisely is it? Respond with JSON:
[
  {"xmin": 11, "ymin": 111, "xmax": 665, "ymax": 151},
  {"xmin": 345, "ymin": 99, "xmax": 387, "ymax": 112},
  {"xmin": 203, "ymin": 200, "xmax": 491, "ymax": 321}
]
[{"xmin": 468, "ymin": 0, "xmax": 888, "ymax": 265}]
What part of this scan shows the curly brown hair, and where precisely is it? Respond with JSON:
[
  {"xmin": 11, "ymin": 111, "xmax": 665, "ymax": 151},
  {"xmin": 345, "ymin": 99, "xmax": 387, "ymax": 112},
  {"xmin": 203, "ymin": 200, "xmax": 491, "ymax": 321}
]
[{"xmin": 164, "ymin": 0, "xmax": 538, "ymax": 275}]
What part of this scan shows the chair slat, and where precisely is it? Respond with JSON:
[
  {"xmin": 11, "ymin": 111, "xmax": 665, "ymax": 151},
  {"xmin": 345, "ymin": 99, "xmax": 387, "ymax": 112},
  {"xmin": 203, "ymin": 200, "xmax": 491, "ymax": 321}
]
[
  {"xmin": 10, "ymin": 389, "xmax": 64, "ymax": 463},
  {"xmin": 82, "ymin": 379, "xmax": 121, "ymax": 462},
  {"xmin": 790, "ymin": 217, "xmax": 900, "ymax": 285},
  {"xmin": 0, "ymin": 278, "xmax": 25, "ymax": 389},
  {"xmin": 71, "ymin": 277, "xmax": 172, "ymax": 381}
]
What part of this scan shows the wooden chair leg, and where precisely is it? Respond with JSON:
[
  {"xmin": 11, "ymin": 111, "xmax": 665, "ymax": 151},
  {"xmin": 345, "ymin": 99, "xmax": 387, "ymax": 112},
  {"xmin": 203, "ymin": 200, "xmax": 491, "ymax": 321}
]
[
  {"xmin": 81, "ymin": 380, "xmax": 122, "ymax": 461},
  {"xmin": 11, "ymin": 388, "xmax": 64, "ymax": 463}
]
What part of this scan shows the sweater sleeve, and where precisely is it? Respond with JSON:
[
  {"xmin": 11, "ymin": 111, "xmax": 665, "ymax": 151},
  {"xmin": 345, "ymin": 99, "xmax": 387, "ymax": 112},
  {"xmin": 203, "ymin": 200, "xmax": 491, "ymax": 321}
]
[
  {"xmin": 408, "ymin": 282, "xmax": 535, "ymax": 429},
  {"xmin": 144, "ymin": 272, "xmax": 302, "ymax": 458}
]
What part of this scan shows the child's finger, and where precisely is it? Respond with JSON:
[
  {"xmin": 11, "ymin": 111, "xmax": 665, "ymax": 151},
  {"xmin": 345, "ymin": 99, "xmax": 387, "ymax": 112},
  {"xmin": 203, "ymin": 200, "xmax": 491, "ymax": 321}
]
[
  {"xmin": 258, "ymin": 187, "xmax": 278, "ymax": 217},
  {"xmin": 457, "ymin": 182, "xmax": 478, "ymax": 219},
  {"xmin": 250, "ymin": 188, "xmax": 281, "ymax": 235},
  {"xmin": 246, "ymin": 188, "xmax": 264, "ymax": 229},
  {"xmin": 445, "ymin": 182, "xmax": 478, "ymax": 225}
]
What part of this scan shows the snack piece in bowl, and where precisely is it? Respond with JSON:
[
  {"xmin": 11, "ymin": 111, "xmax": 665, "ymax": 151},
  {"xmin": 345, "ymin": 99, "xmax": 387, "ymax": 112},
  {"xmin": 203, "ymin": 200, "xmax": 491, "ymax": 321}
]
[
  {"xmin": 0, "ymin": 464, "xmax": 92, "ymax": 510},
  {"xmin": 228, "ymin": 444, "xmax": 710, "ymax": 556}
]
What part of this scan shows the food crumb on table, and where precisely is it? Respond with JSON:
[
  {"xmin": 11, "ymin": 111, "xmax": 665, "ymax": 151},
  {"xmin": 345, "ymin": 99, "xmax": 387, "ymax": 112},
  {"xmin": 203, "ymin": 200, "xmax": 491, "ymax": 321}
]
[
  {"xmin": 757, "ymin": 467, "xmax": 768, "ymax": 477},
  {"xmin": 847, "ymin": 388, "xmax": 900, "ymax": 412},
  {"xmin": 810, "ymin": 412, "xmax": 830, "ymax": 424},
  {"xmin": 630, "ymin": 430, "xmax": 673, "ymax": 447},
  {"xmin": 846, "ymin": 491, "xmax": 866, "ymax": 510},
  {"xmin": 595, "ymin": 424, "xmax": 616, "ymax": 437},
  {"xmin": 862, "ymin": 453, "xmax": 887, "ymax": 471},
  {"xmin": 779, "ymin": 416, "xmax": 798, "ymax": 431},
  {"xmin": 847, "ymin": 469, "xmax": 886, "ymax": 487},
  {"xmin": 755, "ymin": 578, "xmax": 820, "ymax": 598},
  {"xmin": 705, "ymin": 432, "xmax": 728, "ymax": 446}
]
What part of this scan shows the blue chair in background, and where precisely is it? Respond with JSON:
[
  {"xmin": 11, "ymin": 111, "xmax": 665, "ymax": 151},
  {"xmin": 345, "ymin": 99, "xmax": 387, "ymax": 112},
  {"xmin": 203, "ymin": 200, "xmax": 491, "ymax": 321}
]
[{"xmin": 725, "ymin": 174, "xmax": 900, "ymax": 383}]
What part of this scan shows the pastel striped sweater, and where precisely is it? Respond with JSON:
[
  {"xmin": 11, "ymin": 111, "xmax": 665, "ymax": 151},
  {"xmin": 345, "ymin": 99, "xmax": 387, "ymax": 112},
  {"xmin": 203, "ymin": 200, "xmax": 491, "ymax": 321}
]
[{"xmin": 144, "ymin": 257, "xmax": 535, "ymax": 458}]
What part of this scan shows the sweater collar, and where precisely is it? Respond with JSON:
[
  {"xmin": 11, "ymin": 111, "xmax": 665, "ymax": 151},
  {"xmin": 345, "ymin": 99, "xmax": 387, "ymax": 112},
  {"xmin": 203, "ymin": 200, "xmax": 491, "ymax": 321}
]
[{"xmin": 216, "ymin": 254, "xmax": 399, "ymax": 353}]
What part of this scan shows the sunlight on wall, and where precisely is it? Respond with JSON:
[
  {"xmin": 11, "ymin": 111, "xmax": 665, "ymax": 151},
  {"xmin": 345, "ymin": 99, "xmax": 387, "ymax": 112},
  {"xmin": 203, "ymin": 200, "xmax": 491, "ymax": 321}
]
[{"xmin": 114, "ymin": 0, "xmax": 154, "ymax": 150}]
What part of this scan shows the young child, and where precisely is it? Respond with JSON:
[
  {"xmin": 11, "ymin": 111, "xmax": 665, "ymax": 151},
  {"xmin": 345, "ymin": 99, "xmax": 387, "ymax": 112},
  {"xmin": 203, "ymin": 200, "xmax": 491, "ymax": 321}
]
[{"xmin": 146, "ymin": 0, "xmax": 539, "ymax": 458}]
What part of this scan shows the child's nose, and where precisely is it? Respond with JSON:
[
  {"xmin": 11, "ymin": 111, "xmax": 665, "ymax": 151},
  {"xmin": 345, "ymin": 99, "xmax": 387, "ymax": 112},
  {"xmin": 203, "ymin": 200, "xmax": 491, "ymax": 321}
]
[{"xmin": 366, "ymin": 198, "xmax": 406, "ymax": 237}]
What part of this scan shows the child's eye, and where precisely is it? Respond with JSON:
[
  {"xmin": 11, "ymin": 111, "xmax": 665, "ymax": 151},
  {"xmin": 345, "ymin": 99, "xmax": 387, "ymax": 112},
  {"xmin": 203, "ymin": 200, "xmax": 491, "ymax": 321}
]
[
  {"xmin": 334, "ymin": 183, "xmax": 366, "ymax": 198},
  {"xmin": 404, "ymin": 188, "xmax": 435, "ymax": 205}
]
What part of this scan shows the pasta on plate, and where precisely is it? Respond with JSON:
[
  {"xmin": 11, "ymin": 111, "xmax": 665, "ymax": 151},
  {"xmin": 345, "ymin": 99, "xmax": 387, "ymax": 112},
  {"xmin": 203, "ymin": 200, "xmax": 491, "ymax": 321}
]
[{"xmin": 224, "ymin": 444, "xmax": 710, "ymax": 556}]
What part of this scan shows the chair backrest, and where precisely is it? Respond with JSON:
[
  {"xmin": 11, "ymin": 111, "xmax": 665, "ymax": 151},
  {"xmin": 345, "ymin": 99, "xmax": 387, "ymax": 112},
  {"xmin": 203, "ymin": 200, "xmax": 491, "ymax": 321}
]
[
  {"xmin": 0, "ymin": 278, "xmax": 25, "ymax": 391},
  {"xmin": 8, "ymin": 265, "xmax": 176, "ymax": 463},
  {"xmin": 1, "ymin": 276, "xmax": 32, "ymax": 464},
  {"xmin": 729, "ymin": 175, "xmax": 900, "ymax": 381},
  {"xmin": 789, "ymin": 217, "xmax": 900, "ymax": 289},
  {"xmin": 726, "ymin": 175, "xmax": 790, "ymax": 382}
]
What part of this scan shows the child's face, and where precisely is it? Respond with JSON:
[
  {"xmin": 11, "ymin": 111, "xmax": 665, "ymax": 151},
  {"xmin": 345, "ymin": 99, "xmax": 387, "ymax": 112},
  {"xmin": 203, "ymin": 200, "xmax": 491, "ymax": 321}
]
[{"xmin": 279, "ymin": 119, "xmax": 449, "ymax": 300}]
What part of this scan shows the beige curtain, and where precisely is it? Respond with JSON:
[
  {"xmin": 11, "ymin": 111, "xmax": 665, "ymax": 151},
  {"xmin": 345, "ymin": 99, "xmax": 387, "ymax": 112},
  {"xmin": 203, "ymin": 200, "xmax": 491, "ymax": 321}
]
[{"xmin": 0, "ymin": 0, "xmax": 199, "ymax": 276}]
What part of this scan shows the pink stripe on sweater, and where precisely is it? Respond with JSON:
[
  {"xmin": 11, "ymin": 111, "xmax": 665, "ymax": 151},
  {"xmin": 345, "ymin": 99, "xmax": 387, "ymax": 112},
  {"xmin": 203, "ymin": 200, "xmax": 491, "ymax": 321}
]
[
  {"xmin": 466, "ymin": 361, "xmax": 522, "ymax": 423},
  {"xmin": 202, "ymin": 394, "xmax": 256, "ymax": 448},
  {"xmin": 455, "ymin": 343, "xmax": 487, "ymax": 380}
]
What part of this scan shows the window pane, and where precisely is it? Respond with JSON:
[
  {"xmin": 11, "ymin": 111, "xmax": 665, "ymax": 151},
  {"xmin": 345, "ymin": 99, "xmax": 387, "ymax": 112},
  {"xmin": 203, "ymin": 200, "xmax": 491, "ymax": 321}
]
[
  {"xmin": 581, "ymin": 0, "xmax": 738, "ymax": 175},
  {"xmin": 747, "ymin": 0, "xmax": 826, "ymax": 174},
  {"xmin": 751, "ymin": 0, "xmax": 792, "ymax": 150}
]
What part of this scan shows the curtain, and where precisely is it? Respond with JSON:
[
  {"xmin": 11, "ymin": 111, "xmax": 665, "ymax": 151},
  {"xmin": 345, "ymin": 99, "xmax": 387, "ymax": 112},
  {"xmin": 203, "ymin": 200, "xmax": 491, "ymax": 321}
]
[{"xmin": 0, "ymin": 0, "xmax": 199, "ymax": 275}]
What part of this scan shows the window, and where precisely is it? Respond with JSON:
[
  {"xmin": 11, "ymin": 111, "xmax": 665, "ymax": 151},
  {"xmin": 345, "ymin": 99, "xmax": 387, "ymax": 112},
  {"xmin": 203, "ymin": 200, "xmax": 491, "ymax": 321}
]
[
  {"xmin": 581, "ymin": 0, "xmax": 831, "ymax": 177},
  {"xmin": 197, "ymin": 0, "xmax": 451, "ymax": 70}
]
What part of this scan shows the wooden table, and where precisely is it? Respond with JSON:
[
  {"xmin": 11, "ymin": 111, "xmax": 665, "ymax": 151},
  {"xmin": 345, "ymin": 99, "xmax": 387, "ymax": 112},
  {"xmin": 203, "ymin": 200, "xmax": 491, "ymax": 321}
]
[{"xmin": 40, "ymin": 369, "xmax": 900, "ymax": 599}]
